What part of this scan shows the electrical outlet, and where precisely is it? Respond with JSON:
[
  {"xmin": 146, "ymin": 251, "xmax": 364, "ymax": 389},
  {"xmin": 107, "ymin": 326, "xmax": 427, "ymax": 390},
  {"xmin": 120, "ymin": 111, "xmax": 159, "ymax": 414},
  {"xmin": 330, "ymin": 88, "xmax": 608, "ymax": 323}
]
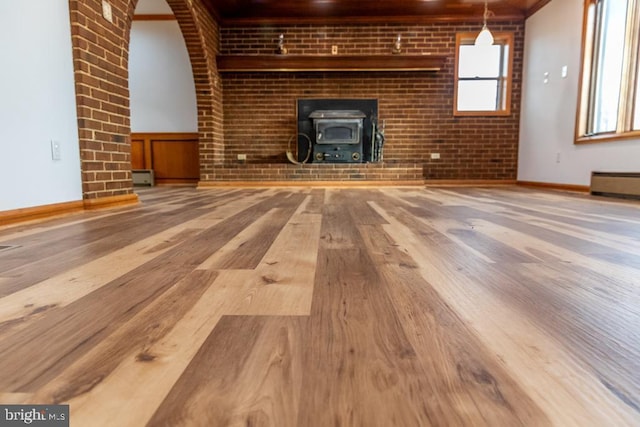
[
  {"xmin": 430, "ymin": 153, "xmax": 440, "ymax": 160},
  {"xmin": 51, "ymin": 140, "xmax": 61, "ymax": 161},
  {"xmin": 331, "ymin": 45, "xmax": 338, "ymax": 55}
]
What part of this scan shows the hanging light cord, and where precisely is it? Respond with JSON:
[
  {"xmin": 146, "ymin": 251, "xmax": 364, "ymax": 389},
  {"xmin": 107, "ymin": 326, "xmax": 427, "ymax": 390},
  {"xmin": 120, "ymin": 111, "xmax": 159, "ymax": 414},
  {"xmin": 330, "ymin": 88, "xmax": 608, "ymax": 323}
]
[{"xmin": 482, "ymin": 1, "xmax": 490, "ymax": 30}]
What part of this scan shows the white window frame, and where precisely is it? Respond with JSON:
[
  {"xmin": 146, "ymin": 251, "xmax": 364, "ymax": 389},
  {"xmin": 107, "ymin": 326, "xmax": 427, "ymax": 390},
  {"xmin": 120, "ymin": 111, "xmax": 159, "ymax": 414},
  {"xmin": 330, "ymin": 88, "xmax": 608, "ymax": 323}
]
[{"xmin": 576, "ymin": 0, "xmax": 640, "ymax": 144}]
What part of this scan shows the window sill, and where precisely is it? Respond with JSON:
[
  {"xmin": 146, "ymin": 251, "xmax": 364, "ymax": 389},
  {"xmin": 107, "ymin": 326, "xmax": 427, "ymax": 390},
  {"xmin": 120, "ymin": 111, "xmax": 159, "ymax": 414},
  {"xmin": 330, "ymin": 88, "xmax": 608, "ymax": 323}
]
[{"xmin": 575, "ymin": 131, "xmax": 640, "ymax": 145}]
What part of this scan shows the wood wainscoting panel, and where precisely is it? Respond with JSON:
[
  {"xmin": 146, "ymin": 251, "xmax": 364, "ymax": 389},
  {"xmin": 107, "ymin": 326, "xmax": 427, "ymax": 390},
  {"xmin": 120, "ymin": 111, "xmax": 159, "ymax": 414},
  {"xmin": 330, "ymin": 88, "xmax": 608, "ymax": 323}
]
[
  {"xmin": 131, "ymin": 133, "xmax": 199, "ymax": 185},
  {"xmin": 130, "ymin": 138, "xmax": 146, "ymax": 170},
  {"xmin": 152, "ymin": 140, "xmax": 200, "ymax": 184}
]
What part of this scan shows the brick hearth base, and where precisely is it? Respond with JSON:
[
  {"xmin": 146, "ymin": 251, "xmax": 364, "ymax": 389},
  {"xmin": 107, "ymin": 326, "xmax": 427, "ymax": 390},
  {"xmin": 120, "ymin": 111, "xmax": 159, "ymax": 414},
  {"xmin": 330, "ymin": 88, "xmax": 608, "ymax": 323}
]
[{"xmin": 198, "ymin": 162, "xmax": 425, "ymax": 186}]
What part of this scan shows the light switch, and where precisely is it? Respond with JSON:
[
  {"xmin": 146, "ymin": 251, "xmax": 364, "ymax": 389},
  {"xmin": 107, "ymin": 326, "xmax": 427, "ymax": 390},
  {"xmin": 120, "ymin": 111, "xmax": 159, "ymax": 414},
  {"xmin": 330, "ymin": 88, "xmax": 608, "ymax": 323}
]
[{"xmin": 561, "ymin": 65, "xmax": 568, "ymax": 78}]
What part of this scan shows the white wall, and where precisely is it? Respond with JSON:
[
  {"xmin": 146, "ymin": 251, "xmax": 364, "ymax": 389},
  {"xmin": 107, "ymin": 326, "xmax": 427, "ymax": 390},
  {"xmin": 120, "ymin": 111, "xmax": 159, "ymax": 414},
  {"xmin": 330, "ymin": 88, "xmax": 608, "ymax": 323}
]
[
  {"xmin": 518, "ymin": 0, "xmax": 640, "ymax": 186},
  {"xmin": 129, "ymin": 3, "xmax": 197, "ymax": 133},
  {"xmin": 135, "ymin": 0, "xmax": 173, "ymax": 14},
  {"xmin": 0, "ymin": 1, "xmax": 83, "ymax": 211}
]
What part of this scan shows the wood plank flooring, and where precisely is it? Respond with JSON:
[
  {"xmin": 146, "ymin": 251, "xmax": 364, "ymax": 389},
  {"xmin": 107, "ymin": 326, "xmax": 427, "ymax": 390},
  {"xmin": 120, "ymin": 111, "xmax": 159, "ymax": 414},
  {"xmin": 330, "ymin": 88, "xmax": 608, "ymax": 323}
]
[{"xmin": 0, "ymin": 186, "xmax": 639, "ymax": 426}]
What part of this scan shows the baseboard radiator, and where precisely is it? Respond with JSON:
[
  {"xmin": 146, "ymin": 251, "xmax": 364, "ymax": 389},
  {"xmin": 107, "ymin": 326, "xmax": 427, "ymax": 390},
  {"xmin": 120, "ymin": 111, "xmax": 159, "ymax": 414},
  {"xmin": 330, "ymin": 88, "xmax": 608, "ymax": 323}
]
[
  {"xmin": 590, "ymin": 172, "xmax": 640, "ymax": 200},
  {"xmin": 132, "ymin": 169, "xmax": 154, "ymax": 186}
]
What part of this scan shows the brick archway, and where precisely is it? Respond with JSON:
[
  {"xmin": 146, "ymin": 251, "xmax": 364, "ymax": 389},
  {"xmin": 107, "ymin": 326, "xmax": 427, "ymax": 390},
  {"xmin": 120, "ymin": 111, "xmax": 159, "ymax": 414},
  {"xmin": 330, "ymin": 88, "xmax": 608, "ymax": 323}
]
[
  {"xmin": 164, "ymin": 0, "xmax": 225, "ymax": 179},
  {"xmin": 68, "ymin": 0, "xmax": 223, "ymax": 203}
]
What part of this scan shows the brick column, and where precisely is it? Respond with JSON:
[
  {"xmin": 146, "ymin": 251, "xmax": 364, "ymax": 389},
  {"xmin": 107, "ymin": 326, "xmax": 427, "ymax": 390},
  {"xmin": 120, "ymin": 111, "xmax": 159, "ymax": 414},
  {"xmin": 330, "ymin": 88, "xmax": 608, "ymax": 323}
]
[{"xmin": 69, "ymin": 0, "xmax": 137, "ymax": 202}]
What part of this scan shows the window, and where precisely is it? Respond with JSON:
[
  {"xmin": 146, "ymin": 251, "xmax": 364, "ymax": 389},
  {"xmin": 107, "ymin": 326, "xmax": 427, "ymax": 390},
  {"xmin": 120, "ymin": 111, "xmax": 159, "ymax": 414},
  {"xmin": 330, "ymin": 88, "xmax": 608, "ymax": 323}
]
[
  {"xmin": 454, "ymin": 33, "xmax": 514, "ymax": 116},
  {"xmin": 577, "ymin": 0, "xmax": 640, "ymax": 143}
]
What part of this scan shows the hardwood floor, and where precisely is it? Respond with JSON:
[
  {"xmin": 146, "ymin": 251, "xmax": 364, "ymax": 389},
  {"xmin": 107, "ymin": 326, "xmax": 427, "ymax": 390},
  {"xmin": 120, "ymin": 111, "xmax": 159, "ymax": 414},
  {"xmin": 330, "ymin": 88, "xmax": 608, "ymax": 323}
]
[{"xmin": 0, "ymin": 186, "xmax": 639, "ymax": 426}]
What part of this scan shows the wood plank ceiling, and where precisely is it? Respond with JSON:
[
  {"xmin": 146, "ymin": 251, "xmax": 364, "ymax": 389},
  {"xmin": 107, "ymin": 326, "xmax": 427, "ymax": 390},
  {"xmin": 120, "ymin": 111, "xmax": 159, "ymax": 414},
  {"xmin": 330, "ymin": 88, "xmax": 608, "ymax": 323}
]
[{"xmin": 205, "ymin": 0, "xmax": 552, "ymax": 25}]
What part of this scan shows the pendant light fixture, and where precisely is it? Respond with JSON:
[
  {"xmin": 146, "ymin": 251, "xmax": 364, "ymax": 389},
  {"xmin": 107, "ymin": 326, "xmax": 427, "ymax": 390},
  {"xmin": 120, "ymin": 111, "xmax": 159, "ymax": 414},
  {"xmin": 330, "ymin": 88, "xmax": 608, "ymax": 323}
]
[{"xmin": 475, "ymin": 1, "xmax": 494, "ymax": 46}]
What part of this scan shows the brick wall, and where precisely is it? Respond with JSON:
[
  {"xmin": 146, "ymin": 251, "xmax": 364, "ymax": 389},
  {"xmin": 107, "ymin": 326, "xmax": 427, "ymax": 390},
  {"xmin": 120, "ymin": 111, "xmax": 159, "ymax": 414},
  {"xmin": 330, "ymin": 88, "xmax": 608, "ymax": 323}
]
[{"xmin": 220, "ymin": 22, "xmax": 524, "ymax": 180}]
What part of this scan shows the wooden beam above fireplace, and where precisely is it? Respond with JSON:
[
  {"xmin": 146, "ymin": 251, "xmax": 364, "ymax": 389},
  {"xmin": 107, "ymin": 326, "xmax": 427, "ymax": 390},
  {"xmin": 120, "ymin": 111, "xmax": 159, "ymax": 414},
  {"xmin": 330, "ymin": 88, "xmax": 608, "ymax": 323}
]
[{"xmin": 216, "ymin": 55, "xmax": 447, "ymax": 73}]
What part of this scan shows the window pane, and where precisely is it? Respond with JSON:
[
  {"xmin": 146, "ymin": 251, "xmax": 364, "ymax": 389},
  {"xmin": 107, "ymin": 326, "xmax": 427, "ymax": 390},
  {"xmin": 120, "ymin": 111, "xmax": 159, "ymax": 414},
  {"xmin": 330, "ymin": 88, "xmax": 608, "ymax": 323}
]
[
  {"xmin": 501, "ymin": 44, "xmax": 509, "ymax": 77},
  {"xmin": 458, "ymin": 45, "xmax": 501, "ymax": 78},
  {"xmin": 591, "ymin": 0, "xmax": 628, "ymax": 133},
  {"xmin": 457, "ymin": 80, "xmax": 498, "ymax": 111}
]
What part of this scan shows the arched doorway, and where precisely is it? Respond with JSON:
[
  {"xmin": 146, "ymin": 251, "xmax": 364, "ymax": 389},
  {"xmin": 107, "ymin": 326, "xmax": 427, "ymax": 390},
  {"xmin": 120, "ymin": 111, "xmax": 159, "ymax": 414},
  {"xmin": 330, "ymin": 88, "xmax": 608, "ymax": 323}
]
[{"xmin": 129, "ymin": 0, "xmax": 199, "ymax": 185}]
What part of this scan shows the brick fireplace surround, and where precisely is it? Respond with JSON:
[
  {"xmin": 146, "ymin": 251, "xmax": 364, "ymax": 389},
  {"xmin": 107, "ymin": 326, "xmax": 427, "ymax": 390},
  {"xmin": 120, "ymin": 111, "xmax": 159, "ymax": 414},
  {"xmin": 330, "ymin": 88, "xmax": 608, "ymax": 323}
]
[{"xmin": 215, "ymin": 22, "xmax": 523, "ymax": 185}]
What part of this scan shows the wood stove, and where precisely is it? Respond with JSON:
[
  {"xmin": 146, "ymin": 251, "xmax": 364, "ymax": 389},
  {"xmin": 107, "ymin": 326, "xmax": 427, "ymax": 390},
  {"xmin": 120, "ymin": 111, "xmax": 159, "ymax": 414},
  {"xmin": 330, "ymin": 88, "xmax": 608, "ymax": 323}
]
[
  {"xmin": 297, "ymin": 99, "xmax": 382, "ymax": 164},
  {"xmin": 309, "ymin": 110, "xmax": 365, "ymax": 162}
]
